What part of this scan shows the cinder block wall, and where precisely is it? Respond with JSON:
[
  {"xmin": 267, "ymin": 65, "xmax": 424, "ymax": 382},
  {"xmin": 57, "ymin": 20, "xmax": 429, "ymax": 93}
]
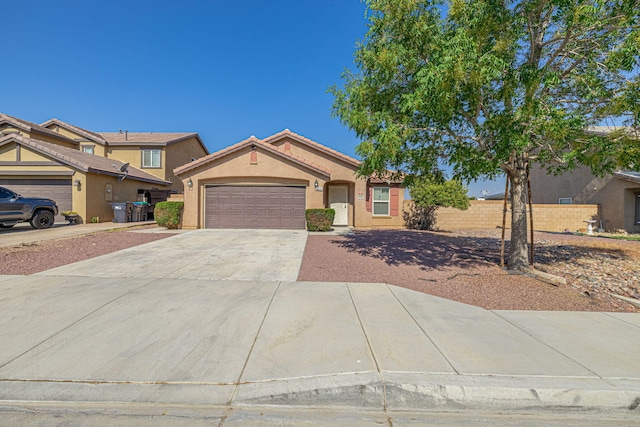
[{"xmin": 405, "ymin": 200, "xmax": 600, "ymax": 232}]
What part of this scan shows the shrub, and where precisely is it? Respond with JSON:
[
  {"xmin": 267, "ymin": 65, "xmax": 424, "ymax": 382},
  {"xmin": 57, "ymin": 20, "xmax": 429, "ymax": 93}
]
[
  {"xmin": 154, "ymin": 201, "xmax": 184, "ymax": 229},
  {"xmin": 403, "ymin": 203, "xmax": 437, "ymax": 230},
  {"xmin": 305, "ymin": 208, "xmax": 336, "ymax": 231}
]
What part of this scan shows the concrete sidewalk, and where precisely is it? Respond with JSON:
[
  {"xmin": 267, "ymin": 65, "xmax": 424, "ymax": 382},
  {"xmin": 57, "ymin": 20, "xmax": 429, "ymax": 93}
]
[
  {"xmin": 0, "ymin": 228, "xmax": 638, "ymax": 423},
  {"xmin": 0, "ymin": 277, "xmax": 638, "ymax": 418}
]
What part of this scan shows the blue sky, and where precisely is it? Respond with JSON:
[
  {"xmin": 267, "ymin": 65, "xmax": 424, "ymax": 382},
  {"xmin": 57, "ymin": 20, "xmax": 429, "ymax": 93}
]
[{"xmin": 3, "ymin": 0, "xmax": 503, "ymax": 197}]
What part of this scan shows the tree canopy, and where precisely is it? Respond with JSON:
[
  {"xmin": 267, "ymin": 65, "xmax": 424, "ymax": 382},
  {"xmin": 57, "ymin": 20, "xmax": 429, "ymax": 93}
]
[{"xmin": 332, "ymin": 0, "xmax": 639, "ymax": 269}]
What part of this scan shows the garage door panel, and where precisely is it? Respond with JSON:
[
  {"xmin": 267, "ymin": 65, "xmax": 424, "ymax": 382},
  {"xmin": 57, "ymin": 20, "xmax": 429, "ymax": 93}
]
[{"xmin": 205, "ymin": 185, "xmax": 306, "ymax": 229}]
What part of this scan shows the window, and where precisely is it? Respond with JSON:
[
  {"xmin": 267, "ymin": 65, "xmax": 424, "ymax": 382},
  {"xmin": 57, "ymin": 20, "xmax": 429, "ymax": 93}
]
[
  {"xmin": 81, "ymin": 145, "xmax": 94, "ymax": 154},
  {"xmin": 0, "ymin": 187, "xmax": 15, "ymax": 199},
  {"xmin": 558, "ymin": 197, "xmax": 572, "ymax": 204},
  {"xmin": 373, "ymin": 187, "xmax": 390, "ymax": 215},
  {"xmin": 142, "ymin": 149, "xmax": 161, "ymax": 168},
  {"xmin": 636, "ymin": 193, "xmax": 640, "ymax": 225}
]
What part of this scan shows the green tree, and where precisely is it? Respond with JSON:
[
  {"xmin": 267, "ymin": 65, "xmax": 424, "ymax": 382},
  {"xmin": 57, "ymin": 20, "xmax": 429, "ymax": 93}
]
[
  {"xmin": 405, "ymin": 177, "xmax": 471, "ymax": 230},
  {"xmin": 332, "ymin": 0, "xmax": 639, "ymax": 270}
]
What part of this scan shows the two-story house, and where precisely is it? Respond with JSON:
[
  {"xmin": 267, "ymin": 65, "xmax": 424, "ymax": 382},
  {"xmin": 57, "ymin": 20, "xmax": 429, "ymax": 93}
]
[{"xmin": 0, "ymin": 113, "xmax": 208, "ymax": 223}]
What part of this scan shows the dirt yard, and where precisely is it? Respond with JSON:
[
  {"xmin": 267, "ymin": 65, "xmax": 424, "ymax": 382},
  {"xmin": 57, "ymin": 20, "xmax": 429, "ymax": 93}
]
[
  {"xmin": 0, "ymin": 229, "xmax": 172, "ymax": 275},
  {"xmin": 298, "ymin": 229, "xmax": 640, "ymax": 312}
]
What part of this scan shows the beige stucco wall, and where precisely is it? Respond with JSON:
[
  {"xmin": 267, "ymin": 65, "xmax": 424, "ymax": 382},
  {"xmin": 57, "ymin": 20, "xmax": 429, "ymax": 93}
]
[
  {"xmin": 530, "ymin": 164, "xmax": 639, "ymax": 231},
  {"xmin": 0, "ymin": 141, "xmax": 17, "ymax": 160},
  {"xmin": 80, "ymin": 174, "xmax": 169, "ymax": 223},
  {"xmin": 164, "ymin": 137, "xmax": 208, "ymax": 192},
  {"xmin": 178, "ymin": 143, "xmax": 379, "ymax": 230},
  {"xmin": 108, "ymin": 145, "xmax": 188, "ymax": 190},
  {"xmin": 107, "ymin": 146, "xmax": 154, "ymax": 172},
  {"xmin": 430, "ymin": 200, "xmax": 600, "ymax": 232}
]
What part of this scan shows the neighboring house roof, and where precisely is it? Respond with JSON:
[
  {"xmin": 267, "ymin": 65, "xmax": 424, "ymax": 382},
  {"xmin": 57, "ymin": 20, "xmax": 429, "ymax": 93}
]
[
  {"xmin": 40, "ymin": 118, "xmax": 107, "ymax": 144},
  {"xmin": 263, "ymin": 129, "xmax": 361, "ymax": 168},
  {"xmin": 0, "ymin": 134, "xmax": 171, "ymax": 186},
  {"xmin": 586, "ymin": 125, "xmax": 640, "ymax": 138},
  {"xmin": 614, "ymin": 171, "xmax": 640, "ymax": 184},
  {"xmin": 485, "ymin": 192, "xmax": 506, "ymax": 200},
  {"xmin": 174, "ymin": 135, "xmax": 332, "ymax": 178},
  {"xmin": 98, "ymin": 131, "xmax": 208, "ymax": 150},
  {"xmin": 0, "ymin": 113, "xmax": 78, "ymax": 145}
]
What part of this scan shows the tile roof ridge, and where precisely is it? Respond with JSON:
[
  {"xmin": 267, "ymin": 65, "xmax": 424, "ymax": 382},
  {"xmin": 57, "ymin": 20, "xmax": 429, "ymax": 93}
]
[
  {"xmin": 173, "ymin": 135, "xmax": 331, "ymax": 177},
  {"xmin": 264, "ymin": 128, "xmax": 361, "ymax": 166},
  {"xmin": 40, "ymin": 118, "xmax": 107, "ymax": 143},
  {"xmin": 0, "ymin": 113, "xmax": 78, "ymax": 144},
  {"xmin": 173, "ymin": 136, "xmax": 260, "ymax": 175},
  {"xmin": 20, "ymin": 136, "xmax": 88, "ymax": 170}
]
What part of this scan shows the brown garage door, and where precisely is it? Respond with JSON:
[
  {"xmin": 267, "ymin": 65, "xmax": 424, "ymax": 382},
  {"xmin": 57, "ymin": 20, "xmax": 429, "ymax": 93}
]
[
  {"xmin": 0, "ymin": 179, "xmax": 72, "ymax": 220},
  {"xmin": 205, "ymin": 185, "xmax": 306, "ymax": 229}
]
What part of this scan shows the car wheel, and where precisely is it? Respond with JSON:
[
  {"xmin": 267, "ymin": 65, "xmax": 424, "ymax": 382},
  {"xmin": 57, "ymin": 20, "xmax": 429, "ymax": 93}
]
[
  {"xmin": 30, "ymin": 210, "xmax": 55, "ymax": 229},
  {"xmin": 0, "ymin": 224, "xmax": 16, "ymax": 228}
]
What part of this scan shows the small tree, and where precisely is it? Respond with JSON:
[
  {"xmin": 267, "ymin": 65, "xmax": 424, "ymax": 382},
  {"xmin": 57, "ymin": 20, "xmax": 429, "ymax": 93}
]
[{"xmin": 404, "ymin": 178, "xmax": 470, "ymax": 230}]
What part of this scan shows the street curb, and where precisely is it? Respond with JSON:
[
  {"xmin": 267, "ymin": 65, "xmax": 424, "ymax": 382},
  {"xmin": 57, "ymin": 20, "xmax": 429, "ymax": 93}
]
[{"xmin": 233, "ymin": 374, "xmax": 640, "ymax": 414}]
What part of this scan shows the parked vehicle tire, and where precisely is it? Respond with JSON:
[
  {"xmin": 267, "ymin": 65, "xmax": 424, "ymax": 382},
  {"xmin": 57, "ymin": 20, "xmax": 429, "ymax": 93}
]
[{"xmin": 30, "ymin": 210, "xmax": 55, "ymax": 229}]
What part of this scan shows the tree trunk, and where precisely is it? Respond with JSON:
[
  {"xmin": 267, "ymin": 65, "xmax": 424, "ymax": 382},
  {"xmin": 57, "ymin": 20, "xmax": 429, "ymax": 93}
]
[{"xmin": 507, "ymin": 155, "xmax": 530, "ymax": 270}]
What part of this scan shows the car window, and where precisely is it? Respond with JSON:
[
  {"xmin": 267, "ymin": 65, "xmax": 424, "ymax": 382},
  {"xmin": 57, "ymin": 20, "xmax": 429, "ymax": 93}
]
[{"xmin": 0, "ymin": 188, "xmax": 15, "ymax": 199}]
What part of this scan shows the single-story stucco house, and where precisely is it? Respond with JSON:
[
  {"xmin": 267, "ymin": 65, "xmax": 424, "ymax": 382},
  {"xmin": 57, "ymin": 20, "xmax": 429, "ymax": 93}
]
[{"xmin": 173, "ymin": 129, "xmax": 405, "ymax": 230}]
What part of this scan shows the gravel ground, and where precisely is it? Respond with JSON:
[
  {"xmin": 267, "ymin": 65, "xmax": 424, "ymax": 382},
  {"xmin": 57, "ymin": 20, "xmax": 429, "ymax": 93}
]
[
  {"xmin": 0, "ymin": 229, "xmax": 173, "ymax": 275},
  {"xmin": 298, "ymin": 229, "xmax": 640, "ymax": 312}
]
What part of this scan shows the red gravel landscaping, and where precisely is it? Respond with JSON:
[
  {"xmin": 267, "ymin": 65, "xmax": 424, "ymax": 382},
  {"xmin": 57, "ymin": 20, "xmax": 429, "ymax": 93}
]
[
  {"xmin": 298, "ymin": 229, "xmax": 640, "ymax": 312},
  {"xmin": 0, "ymin": 230, "xmax": 172, "ymax": 275}
]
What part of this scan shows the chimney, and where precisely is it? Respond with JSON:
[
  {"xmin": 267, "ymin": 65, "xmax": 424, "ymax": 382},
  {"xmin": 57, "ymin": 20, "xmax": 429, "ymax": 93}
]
[{"xmin": 125, "ymin": 130, "xmax": 128, "ymax": 141}]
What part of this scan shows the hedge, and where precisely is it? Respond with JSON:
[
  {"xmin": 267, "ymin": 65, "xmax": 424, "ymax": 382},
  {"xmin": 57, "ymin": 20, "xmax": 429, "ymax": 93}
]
[
  {"xmin": 154, "ymin": 201, "xmax": 184, "ymax": 229},
  {"xmin": 305, "ymin": 208, "xmax": 335, "ymax": 231}
]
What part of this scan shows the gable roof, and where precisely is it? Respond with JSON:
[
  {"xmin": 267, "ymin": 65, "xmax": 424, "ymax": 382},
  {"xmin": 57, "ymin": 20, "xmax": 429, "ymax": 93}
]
[
  {"xmin": 40, "ymin": 118, "xmax": 107, "ymax": 144},
  {"xmin": 263, "ymin": 129, "xmax": 361, "ymax": 168},
  {"xmin": 0, "ymin": 134, "xmax": 171, "ymax": 186},
  {"xmin": 173, "ymin": 129, "xmax": 361, "ymax": 177},
  {"xmin": 173, "ymin": 134, "xmax": 332, "ymax": 177},
  {"xmin": 0, "ymin": 113, "xmax": 78, "ymax": 144}
]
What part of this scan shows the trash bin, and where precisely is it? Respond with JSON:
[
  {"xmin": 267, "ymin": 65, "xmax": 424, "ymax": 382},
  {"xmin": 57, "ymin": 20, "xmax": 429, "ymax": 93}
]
[
  {"xmin": 132, "ymin": 202, "xmax": 149, "ymax": 222},
  {"xmin": 111, "ymin": 202, "xmax": 130, "ymax": 223}
]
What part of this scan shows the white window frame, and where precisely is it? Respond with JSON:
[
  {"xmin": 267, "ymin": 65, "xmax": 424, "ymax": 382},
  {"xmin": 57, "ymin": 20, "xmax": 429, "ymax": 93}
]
[
  {"xmin": 373, "ymin": 187, "xmax": 390, "ymax": 216},
  {"xmin": 558, "ymin": 197, "xmax": 572, "ymax": 204},
  {"xmin": 81, "ymin": 145, "xmax": 94, "ymax": 154},
  {"xmin": 142, "ymin": 149, "xmax": 161, "ymax": 168}
]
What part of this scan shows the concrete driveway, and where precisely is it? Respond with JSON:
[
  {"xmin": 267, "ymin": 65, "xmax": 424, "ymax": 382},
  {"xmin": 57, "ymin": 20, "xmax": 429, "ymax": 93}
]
[{"xmin": 37, "ymin": 229, "xmax": 308, "ymax": 282}]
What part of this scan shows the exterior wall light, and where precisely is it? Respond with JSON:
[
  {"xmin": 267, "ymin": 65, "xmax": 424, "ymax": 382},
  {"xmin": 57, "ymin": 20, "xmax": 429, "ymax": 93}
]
[
  {"xmin": 187, "ymin": 178, "xmax": 193, "ymax": 190},
  {"xmin": 314, "ymin": 179, "xmax": 319, "ymax": 190}
]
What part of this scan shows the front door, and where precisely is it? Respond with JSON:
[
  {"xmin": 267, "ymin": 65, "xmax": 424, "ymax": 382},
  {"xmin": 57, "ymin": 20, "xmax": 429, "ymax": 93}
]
[{"xmin": 328, "ymin": 185, "xmax": 348, "ymax": 226}]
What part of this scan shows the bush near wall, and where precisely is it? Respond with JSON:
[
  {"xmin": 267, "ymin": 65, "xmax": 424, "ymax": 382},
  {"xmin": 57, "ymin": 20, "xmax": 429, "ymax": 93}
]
[
  {"xmin": 305, "ymin": 209, "xmax": 336, "ymax": 231},
  {"xmin": 154, "ymin": 201, "xmax": 184, "ymax": 229}
]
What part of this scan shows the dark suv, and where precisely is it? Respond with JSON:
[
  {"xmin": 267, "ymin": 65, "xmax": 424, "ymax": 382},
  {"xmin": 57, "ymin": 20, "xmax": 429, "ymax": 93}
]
[{"xmin": 0, "ymin": 186, "xmax": 59, "ymax": 229}]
